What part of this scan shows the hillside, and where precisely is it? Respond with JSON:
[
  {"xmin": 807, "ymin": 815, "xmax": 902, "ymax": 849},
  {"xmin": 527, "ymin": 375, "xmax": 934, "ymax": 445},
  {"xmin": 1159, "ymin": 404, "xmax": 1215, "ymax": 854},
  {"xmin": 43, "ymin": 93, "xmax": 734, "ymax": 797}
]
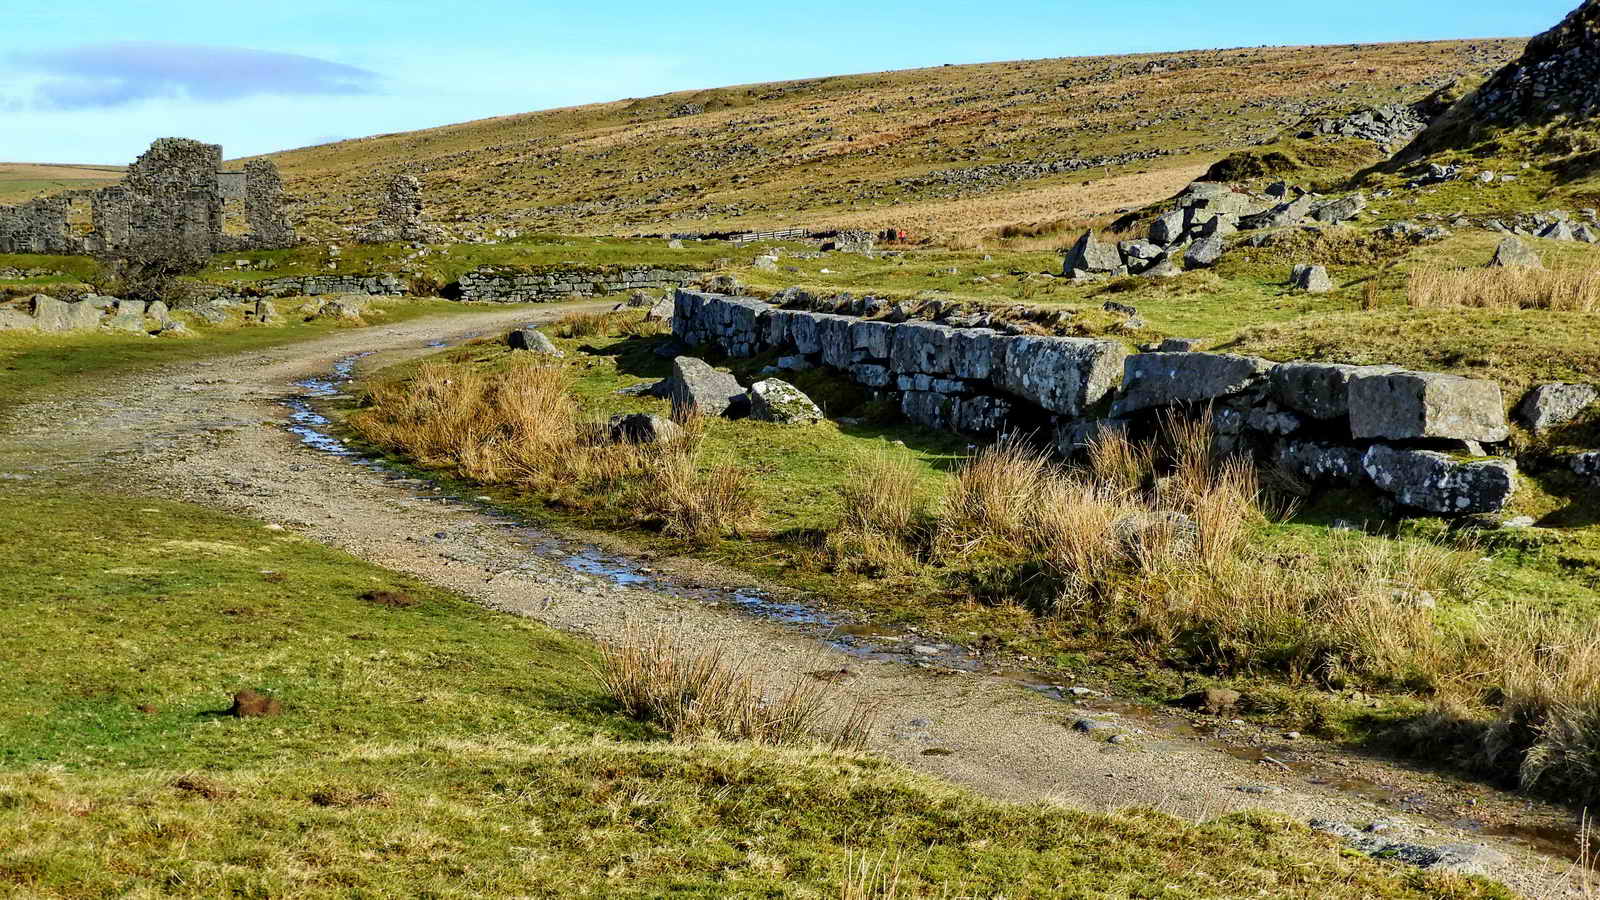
[
  {"xmin": 255, "ymin": 40, "xmax": 1519, "ymax": 242},
  {"xmin": 0, "ymin": 162, "xmax": 125, "ymax": 205}
]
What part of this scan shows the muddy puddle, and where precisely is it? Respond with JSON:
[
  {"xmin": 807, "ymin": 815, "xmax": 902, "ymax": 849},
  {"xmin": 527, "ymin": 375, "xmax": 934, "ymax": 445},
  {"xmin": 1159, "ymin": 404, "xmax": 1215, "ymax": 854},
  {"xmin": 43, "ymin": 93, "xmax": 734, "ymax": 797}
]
[{"xmin": 281, "ymin": 345, "xmax": 1594, "ymax": 871}]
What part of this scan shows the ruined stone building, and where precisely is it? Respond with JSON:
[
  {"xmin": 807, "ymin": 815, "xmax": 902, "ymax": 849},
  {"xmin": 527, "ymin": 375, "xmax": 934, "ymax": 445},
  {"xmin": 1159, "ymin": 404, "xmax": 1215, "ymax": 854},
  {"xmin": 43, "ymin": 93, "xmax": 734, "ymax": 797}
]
[
  {"xmin": 355, "ymin": 174, "xmax": 441, "ymax": 244},
  {"xmin": 0, "ymin": 138, "xmax": 296, "ymax": 256}
]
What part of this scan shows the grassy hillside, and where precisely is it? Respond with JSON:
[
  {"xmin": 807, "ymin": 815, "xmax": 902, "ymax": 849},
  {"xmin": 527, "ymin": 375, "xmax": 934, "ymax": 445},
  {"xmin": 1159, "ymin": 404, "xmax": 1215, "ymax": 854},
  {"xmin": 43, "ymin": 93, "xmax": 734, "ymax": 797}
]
[{"xmin": 253, "ymin": 40, "xmax": 1520, "ymax": 242}]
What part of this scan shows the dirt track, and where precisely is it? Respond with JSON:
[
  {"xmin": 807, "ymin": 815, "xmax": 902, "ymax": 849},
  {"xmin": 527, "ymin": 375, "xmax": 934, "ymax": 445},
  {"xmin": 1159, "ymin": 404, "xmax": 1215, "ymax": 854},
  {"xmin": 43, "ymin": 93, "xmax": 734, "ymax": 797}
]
[{"xmin": 0, "ymin": 306, "xmax": 1590, "ymax": 899}]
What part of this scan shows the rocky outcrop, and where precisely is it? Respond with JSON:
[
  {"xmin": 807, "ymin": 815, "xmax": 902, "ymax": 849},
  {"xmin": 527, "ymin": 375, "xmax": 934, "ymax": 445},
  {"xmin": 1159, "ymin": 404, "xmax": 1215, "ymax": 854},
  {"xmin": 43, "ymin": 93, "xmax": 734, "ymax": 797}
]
[{"xmin": 1472, "ymin": 0, "xmax": 1600, "ymax": 125}]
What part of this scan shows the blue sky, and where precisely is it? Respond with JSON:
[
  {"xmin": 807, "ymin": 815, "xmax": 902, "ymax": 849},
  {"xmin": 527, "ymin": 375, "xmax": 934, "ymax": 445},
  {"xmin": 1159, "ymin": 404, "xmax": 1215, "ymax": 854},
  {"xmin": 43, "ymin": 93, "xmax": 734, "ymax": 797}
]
[{"xmin": 0, "ymin": 1, "xmax": 1578, "ymax": 164}]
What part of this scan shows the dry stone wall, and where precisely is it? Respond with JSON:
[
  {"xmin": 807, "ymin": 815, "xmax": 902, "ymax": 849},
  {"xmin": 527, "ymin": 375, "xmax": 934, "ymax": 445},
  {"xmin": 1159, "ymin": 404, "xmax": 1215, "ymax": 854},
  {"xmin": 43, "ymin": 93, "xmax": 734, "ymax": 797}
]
[
  {"xmin": 675, "ymin": 289, "xmax": 1526, "ymax": 516},
  {"xmin": 456, "ymin": 266, "xmax": 701, "ymax": 302}
]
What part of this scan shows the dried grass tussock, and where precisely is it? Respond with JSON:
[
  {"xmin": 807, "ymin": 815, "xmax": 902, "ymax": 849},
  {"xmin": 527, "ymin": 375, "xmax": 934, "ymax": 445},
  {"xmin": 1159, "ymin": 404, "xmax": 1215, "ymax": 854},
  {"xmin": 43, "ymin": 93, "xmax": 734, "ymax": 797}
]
[
  {"xmin": 1409, "ymin": 265, "xmax": 1600, "ymax": 311},
  {"xmin": 597, "ymin": 629, "xmax": 875, "ymax": 751},
  {"xmin": 352, "ymin": 358, "xmax": 757, "ymax": 545}
]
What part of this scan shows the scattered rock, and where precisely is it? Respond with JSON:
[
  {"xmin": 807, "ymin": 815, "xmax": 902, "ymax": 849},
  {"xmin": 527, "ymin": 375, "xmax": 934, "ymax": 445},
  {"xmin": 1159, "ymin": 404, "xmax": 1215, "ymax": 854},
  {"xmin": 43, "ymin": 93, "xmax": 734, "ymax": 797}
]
[
  {"xmin": 747, "ymin": 378, "xmax": 824, "ymax": 425},
  {"xmin": 1290, "ymin": 264, "xmax": 1332, "ymax": 293},
  {"xmin": 1515, "ymin": 383, "xmax": 1599, "ymax": 431},
  {"xmin": 607, "ymin": 413, "xmax": 684, "ymax": 444},
  {"xmin": 666, "ymin": 357, "xmax": 746, "ymax": 418},
  {"xmin": 507, "ymin": 328, "xmax": 563, "ymax": 355},
  {"xmin": 1488, "ymin": 236, "xmax": 1543, "ymax": 268},
  {"xmin": 360, "ymin": 590, "xmax": 418, "ymax": 608}
]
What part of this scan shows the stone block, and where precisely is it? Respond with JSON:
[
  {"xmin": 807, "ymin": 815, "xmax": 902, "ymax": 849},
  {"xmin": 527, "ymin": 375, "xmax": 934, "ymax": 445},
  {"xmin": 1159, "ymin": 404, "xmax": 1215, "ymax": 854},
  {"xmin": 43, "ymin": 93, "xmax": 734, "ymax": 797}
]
[
  {"xmin": 849, "ymin": 319, "xmax": 893, "ymax": 360},
  {"xmin": 1348, "ymin": 371, "xmax": 1509, "ymax": 442},
  {"xmin": 949, "ymin": 328, "xmax": 1006, "ymax": 381},
  {"xmin": 1362, "ymin": 445, "xmax": 1517, "ymax": 514},
  {"xmin": 997, "ymin": 335, "xmax": 1127, "ymax": 417},
  {"xmin": 901, "ymin": 391, "xmax": 957, "ymax": 430},
  {"xmin": 1274, "ymin": 440, "xmax": 1368, "ymax": 487},
  {"xmin": 889, "ymin": 321, "xmax": 957, "ymax": 375},
  {"xmin": 1270, "ymin": 361, "xmax": 1395, "ymax": 420},
  {"xmin": 1112, "ymin": 352, "xmax": 1272, "ymax": 416}
]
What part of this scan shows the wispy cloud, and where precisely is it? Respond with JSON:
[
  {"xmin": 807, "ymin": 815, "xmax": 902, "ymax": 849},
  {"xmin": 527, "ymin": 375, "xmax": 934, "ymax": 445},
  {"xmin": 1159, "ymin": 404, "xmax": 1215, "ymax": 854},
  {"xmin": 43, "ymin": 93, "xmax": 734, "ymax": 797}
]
[{"xmin": 9, "ymin": 42, "xmax": 380, "ymax": 110}]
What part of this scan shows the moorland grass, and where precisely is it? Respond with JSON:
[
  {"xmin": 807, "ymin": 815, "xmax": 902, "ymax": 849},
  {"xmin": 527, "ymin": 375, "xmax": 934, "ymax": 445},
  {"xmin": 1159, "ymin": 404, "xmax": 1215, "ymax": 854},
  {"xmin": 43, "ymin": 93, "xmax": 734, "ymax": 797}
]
[{"xmin": 0, "ymin": 489, "xmax": 1512, "ymax": 898}]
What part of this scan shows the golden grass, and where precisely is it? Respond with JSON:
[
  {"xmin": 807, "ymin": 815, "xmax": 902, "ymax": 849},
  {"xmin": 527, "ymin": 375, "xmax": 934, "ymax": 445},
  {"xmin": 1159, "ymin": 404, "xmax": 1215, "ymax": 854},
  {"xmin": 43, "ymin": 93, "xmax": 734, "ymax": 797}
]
[
  {"xmin": 1408, "ymin": 265, "xmax": 1600, "ymax": 311},
  {"xmin": 596, "ymin": 629, "xmax": 874, "ymax": 750},
  {"xmin": 352, "ymin": 354, "xmax": 757, "ymax": 543}
]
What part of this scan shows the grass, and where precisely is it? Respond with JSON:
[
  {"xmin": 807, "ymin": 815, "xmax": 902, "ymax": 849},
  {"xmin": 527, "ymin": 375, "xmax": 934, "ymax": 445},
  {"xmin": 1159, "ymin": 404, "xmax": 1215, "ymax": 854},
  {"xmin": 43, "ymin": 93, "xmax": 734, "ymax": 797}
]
[{"xmin": 0, "ymin": 489, "xmax": 1513, "ymax": 898}]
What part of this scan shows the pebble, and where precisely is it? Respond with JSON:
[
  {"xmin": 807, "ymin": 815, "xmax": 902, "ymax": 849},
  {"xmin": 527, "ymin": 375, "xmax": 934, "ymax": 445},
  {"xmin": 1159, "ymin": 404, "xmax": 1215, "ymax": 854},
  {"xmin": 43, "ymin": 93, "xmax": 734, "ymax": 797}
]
[{"xmin": 911, "ymin": 645, "xmax": 939, "ymax": 656}]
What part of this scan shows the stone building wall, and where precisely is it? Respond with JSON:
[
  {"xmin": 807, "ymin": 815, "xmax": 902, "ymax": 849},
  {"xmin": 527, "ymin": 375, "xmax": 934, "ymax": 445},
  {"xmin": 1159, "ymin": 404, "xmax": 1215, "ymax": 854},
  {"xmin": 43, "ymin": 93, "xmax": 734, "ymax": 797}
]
[
  {"xmin": 456, "ymin": 265, "xmax": 701, "ymax": 302},
  {"xmin": 1, "ymin": 138, "xmax": 295, "ymax": 257},
  {"xmin": 0, "ymin": 197, "xmax": 82, "ymax": 254},
  {"xmin": 674, "ymin": 289, "xmax": 1526, "ymax": 516}
]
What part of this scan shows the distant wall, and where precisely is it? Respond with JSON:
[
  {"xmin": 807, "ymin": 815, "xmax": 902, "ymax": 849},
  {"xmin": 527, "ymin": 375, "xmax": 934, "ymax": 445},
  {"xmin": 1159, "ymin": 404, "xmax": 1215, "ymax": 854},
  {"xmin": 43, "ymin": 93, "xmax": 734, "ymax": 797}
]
[
  {"xmin": 674, "ymin": 289, "xmax": 1523, "ymax": 515},
  {"xmin": 456, "ymin": 266, "xmax": 701, "ymax": 302}
]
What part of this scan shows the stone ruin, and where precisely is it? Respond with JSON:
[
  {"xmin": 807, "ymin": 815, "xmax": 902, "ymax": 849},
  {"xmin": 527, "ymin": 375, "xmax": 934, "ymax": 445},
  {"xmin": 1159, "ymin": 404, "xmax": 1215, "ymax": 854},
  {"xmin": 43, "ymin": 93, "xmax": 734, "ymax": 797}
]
[
  {"xmin": 0, "ymin": 137, "xmax": 295, "ymax": 256},
  {"xmin": 355, "ymin": 174, "xmax": 442, "ymax": 244}
]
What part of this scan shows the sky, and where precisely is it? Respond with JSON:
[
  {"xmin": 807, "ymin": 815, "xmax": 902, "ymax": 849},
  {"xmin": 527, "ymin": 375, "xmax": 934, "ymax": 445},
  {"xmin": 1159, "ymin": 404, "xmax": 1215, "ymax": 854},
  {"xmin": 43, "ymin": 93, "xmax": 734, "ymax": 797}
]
[{"xmin": 0, "ymin": 1, "xmax": 1580, "ymax": 164}]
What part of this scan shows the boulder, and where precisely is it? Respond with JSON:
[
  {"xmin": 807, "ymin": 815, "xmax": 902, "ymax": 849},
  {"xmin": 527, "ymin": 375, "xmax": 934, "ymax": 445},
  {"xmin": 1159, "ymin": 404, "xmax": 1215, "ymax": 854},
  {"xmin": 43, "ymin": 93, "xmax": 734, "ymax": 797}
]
[
  {"xmin": 1362, "ymin": 445, "xmax": 1517, "ymax": 515},
  {"xmin": 666, "ymin": 357, "xmax": 745, "ymax": 418},
  {"xmin": 507, "ymin": 328, "xmax": 563, "ymax": 355},
  {"xmin": 1157, "ymin": 338, "xmax": 1203, "ymax": 352},
  {"xmin": 1112, "ymin": 352, "xmax": 1273, "ymax": 416},
  {"xmin": 608, "ymin": 413, "xmax": 683, "ymax": 444},
  {"xmin": 1348, "ymin": 371, "xmax": 1509, "ymax": 442},
  {"xmin": 30, "ymin": 294, "xmax": 100, "ymax": 332},
  {"xmin": 1140, "ymin": 258, "xmax": 1179, "ymax": 279},
  {"xmin": 1149, "ymin": 210, "xmax": 1188, "ymax": 247},
  {"xmin": 748, "ymin": 379, "xmax": 824, "ymax": 425},
  {"xmin": 1514, "ymin": 383, "xmax": 1599, "ymax": 431},
  {"xmin": 1270, "ymin": 361, "xmax": 1395, "ymax": 420},
  {"xmin": 1194, "ymin": 213, "xmax": 1238, "ymax": 239},
  {"xmin": 1184, "ymin": 235, "xmax": 1225, "ymax": 268},
  {"xmin": 1062, "ymin": 230, "xmax": 1123, "ymax": 275},
  {"xmin": 1240, "ymin": 194, "xmax": 1316, "ymax": 230},
  {"xmin": 1290, "ymin": 264, "xmax": 1333, "ymax": 293},
  {"xmin": 1488, "ymin": 236, "xmax": 1542, "ymax": 268},
  {"xmin": 1120, "ymin": 240, "xmax": 1166, "ymax": 273},
  {"xmin": 1574, "ymin": 452, "xmax": 1600, "ymax": 482},
  {"xmin": 1310, "ymin": 193, "xmax": 1366, "ymax": 225},
  {"xmin": 314, "ymin": 295, "xmax": 368, "ymax": 320},
  {"xmin": 645, "ymin": 297, "xmax": 675, "ymax": 323},
  {"xmin": 0, "ymin": 308, "xmax": 35, "ymax": 331},
  {"xmin": 997, "ymin": 335, "xmax": 1127, "ymax": 417}
]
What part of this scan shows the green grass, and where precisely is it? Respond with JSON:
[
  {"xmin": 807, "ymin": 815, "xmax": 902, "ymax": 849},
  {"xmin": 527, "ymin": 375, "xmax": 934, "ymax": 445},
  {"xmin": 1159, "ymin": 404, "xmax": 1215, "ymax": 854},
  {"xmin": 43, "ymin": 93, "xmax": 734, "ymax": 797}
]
[{"xmin": 0, "ymin": 489, "xmax": 1510, "ymax": 898}]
